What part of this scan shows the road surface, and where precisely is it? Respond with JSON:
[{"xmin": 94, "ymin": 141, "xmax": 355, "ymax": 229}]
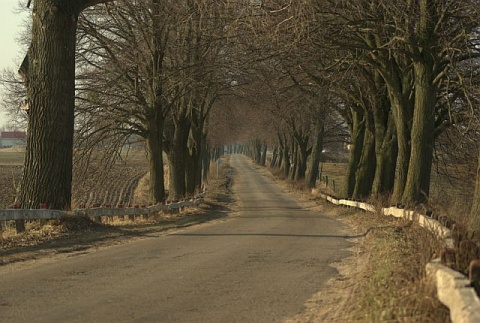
[{"xmin": 0, "ymin": 155, "xmax": 353, "ymax": 322}]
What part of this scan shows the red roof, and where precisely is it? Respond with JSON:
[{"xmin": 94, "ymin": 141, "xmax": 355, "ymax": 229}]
[{"xmin": 1, "ymin": 131, "xmax": 26, "ymax": 139}]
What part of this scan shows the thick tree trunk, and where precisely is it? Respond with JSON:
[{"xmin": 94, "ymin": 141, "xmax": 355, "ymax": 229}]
[
  {"xmin": 402, "ymin": 61, "xmax": 436, "ymax": 204},
  {"xmin": 352, "ymin": 111, "xmax": 376, "ymax": 199},
  {"xmin": 343, "ymin": 107, "xmax": 365, "ymax": 198},
  {"xmin": 281, "ymin": 142, "xmax": 290, "ymax": 178},
  {"xmin": 270, "ymin": 146, "xmax": 278, "ymax": 168},
  {"xmin": 390, "ymin": 91, "xmax": 412, "ymax": 202},
  {"xmin": 202, "ymin": 136, "xmax": 210, "ymax": 184},
  {"xmin": 377, "ymin": 58, "xmax": 414, "ymax": 203},
  {"xmin": 260, "ymin": 143, "xmax": 267, "ymax": 167},
  {"xmin": 17, "ymin": 1, "xmax": 79, "ymax": 217},
  {"xmin": 307, "ymin": 124, "xmax": 324, "ymax": 188},
  {"xmin": 146, "ymin": 113, "xmax": 165, "ymax": 203},
  {"xmin": 290, "ymin": 140, "xmax": 298, "ymax": 181},
  {"xmin": 254, "ymin": 140, "xmax": 262, "ymax": 164},
  {"xmin": 372, "ymin": 117, "xmax": 397, "ymax": 197},
  {"xmin": 166, "ymin": 115, "xmax": 190, "ymax": 200},
  {"xmin": 186, "ymin": 120, "xmax": 204, "ymax": 196},
  {"xmin": 277, "ymin": 147, "xmax": 283, "ymax": 169},
  {"xmin": 294, "ymin": 133, "xmax": 309, "ymax": 181},
  {"xmin": 401, "ymin": 1, "xmax": 438, "ymax": 204}
]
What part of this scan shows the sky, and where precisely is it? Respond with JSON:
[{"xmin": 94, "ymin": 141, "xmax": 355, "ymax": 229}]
[{"xmin": 0, "ymin": 0, "xmax": 28, "ymax": 129}]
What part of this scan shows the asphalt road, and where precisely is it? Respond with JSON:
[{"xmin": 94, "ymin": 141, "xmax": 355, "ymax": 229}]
[{"xmin": 0, "ymin": 155, "xmax": 353, "ymax": 323}]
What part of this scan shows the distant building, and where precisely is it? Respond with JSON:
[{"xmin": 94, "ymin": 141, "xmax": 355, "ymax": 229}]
[{"xmin": 0, "ymin": 131, "xmax": 26, "ymax": 148}]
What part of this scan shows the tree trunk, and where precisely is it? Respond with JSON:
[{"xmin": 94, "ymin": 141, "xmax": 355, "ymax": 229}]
[
  {"xmin": 166, "ymin": 114, "xmax": 190, "ymax": 200},
  {"xmin": 17, "ymin": 1, "xmax": 79, "ymax": 216},
  {"xmin": 389, "ymin": 89, "xmax": 412, "ymax": 203},
  {"xmin": 260, "ymin": 143, "xmax": 267, "ymax": 167},
  {"xmin": 270, "ymin": 146, "xmax": 278, "ymax": 168},
  {"xmin": 290, "ymin": 139, "xmax": 298, "ymax": 181},
  {"xmin": 186, "ymin": 119, "xmax": 204, "ymax": 196},
  {"xmin": 254, "ymin": 139, "xmax": 262, "ymax": 164},
  {"xmin": 372, "ymin": 117, "xmax": 397, "ymax": 197},
  {"xmin": 281, "ymin": 139, "xmax": 290, "ymax": 178},
  {"xmin": 376, "ymin": 55, "xmax": 414, "ymax": 203},
  {"xmin": 146, "ymin": 112, "xmax": 165, "ymax": 203},
  {"xmin": 343, "ymin": 107, "xmax": 365, "ymax": 198},
  {"xmin": 352, "ymin": 110, "xmax": 376, "ymax": 199},
  {"xmin": 402, "ymin": 61, "xmax": 436, "ymax": 204},
  {"xmin": 202, "ymin": 136, "xmax": 210, "ymax": 184},
  {"xmin": 307, "ymin": 124, "xmax": 324, "ymax": 188},
  {"xmin": 277, "ymin": 147, "xmax": 283, "ymax": 169},
  {"xmin": 294, "ymin": 133, "xmax": 309, "ymax": 181}
]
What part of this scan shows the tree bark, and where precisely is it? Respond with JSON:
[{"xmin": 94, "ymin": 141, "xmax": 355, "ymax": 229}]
[
  {"xmin": 146, "ymin": 112, "xmax": 165, "ymax": 203},
  {"xmin": 294, "ymin": 132, "xmax": 310, "ymax": 181},
  {"xmin": 387, "ymin": 79, "xmax": 412, "ymax": 203},
  {"xmin": 307, "ymin": 124, "xmax": 324, "ymax": 188},
  {"xmin": 343, "ymin": 107, "xmax": 365, "ymax": 198},
  {"xmin": 15, "ymin": 0, "xmax": 114, "ymax": 233},
  {"xmin": 260, "ymin": 143, "xmax": 267, "ymax": 167},
  {"xmin": 18, "ymin": 1, "xmax": 79, "ymax": 212},
  {"xmin": 186, "ymin": 117, "xmax": 205, "ymax": 196},
  {"xmin": 270, "ymin": 146, "xmax": 279, "ymax": 168},
  {"xmin": 402, "ymin": 61, "xmax": 436, "ymax": 204},
  {"xmin": 165, "ymin": 114, "xmax": 190, "ymax": 200},
  {"xmin": 281, "ymin": 137, "xmax": 290, "ymax": 178},
  {"xmin": 372, "ymin": 116, "xmax": 397, "ymax": 197},
  {"xmin": 290, "ymin": 138, "xmax": 298, "ymax": 181},
  {"xmin": 352, "ymin": 109, "xmax": 376, "ymax": 199}
]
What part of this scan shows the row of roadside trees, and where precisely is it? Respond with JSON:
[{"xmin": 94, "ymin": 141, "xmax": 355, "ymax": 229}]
[
  {"xmin": 220, "ymin": 1, "xmax": 480, "ymax": 218},
  {"xmin": 1, "ymin": 0, "xmax": 480, "ymax": 231},
  {"xmin": 1, "ymin": 0, "xmax": 263, "ymax": 232}
]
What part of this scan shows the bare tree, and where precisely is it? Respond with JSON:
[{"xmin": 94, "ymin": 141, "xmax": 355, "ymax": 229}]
[{"xmin": 308, "ymin": 0, "xmax": 480, "ymax": 204}]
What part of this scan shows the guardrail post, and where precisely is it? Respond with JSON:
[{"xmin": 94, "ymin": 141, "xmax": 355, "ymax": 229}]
[
  {"xmin": 128, "ymin": 205, "xmax": 135, "ymax": 222},
  {"xmin": 169, "ymin": 201, "xmax": 179, "ymax": 214},
  {"xmin": 140, "ymin": 205, "xmax": 148, "ymax": 220},
  {"xmin": 93, "ymin": 204, "xmax": 102, "ymax": 223}
]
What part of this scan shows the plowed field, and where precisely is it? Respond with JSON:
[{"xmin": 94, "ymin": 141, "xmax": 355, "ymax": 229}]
[{"xmin": 0, "ymin": 149, "xmax": 148, "ymax": 209}]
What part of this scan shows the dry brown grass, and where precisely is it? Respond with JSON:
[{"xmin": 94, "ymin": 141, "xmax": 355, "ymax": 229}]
[
  {"xmin": 132, "ymin": 172, "xmax": 151, "ymax": 205},
  {"xmin": 318, "ymin": 162, "xmax": 347, "ymax": 195},
  {"xmin": 346, "ymin": 209, "xmax": 450, "ymax": 322}
]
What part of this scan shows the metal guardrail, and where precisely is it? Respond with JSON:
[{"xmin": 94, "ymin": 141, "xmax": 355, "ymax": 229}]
[{"xmin": 0, "ymin": 195, "xmax": 205, "ymax": 222}]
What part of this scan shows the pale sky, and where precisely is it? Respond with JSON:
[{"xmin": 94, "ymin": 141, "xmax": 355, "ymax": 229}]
[{"xmin": 0, "ymin": 0, "xmax": 28, "ymax": 128}]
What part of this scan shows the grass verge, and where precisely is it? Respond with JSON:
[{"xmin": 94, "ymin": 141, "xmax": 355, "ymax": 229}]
[{"xmin": 345, "ymin": 209, "xmax": 450, "ymax": 322}]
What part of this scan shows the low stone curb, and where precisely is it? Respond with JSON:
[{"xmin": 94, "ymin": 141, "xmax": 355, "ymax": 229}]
[
  {"xmin": 313, "ymin": 189, "xmax": 478, "ymax": 322},
  {"xmin": 427, "ymin": 259, "xmax": 480, "ymax": 323}
]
